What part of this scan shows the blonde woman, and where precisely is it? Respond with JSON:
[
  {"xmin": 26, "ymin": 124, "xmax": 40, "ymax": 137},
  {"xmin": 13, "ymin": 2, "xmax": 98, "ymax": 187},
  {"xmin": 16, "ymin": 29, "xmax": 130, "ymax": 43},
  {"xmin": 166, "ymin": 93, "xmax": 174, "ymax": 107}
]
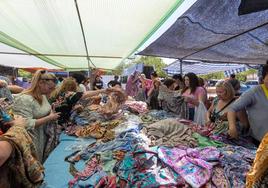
[
  {"xmin": 49, "ymin": 77, "xmax": 77, "ymax": 103},
  {"xmin": 12, "ymin": 70, "xmax": 60, "ymax": 163},
  {"xmin": 206, "ymin": 81, "xmax": 248, "ymax": 135}
]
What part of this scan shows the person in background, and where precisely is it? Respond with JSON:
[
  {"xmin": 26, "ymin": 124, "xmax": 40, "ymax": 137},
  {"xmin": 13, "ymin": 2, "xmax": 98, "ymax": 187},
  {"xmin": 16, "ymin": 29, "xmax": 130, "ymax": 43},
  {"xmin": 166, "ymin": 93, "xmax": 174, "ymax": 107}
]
[
  {"xmin": 82, "ymin": 78, "xmax": 91, "ymax": 91},
  {"xmin": 58, "ymin": 77, "xmax": 64, "ymax": 83},
  {"xmin": 108, "ymin": 75, "xmax": 121, "ymax": 88},
  {"xmin": 71, "ymin": 73, "xmax": 86, "ymax": 92},
  {"xmin": 12, "ymin": 70, "xmax": 60, "ymax": 163},
  {"xmin": 147, "ymin": 72, "xmax": 161, "ymax": 109},
  {"xmin": 49, "ymin": 77, "xmax": 78, "ymax": 103},
  {"xmin": 172, "ymin": 74, "xmax": 184, "ymax": 90},
  {"xmin": 228, "ymin": 74, "xmax": 241, "ymax": 96},
  {"xmin": 135, "ymin": 73, "xmax": 152, "ymax": 101},
  {"xmin": 181, "ymin": 72, "xmax": 207, "ymax": 121},
  {"xmin": 126, "ymin": 71, "xmax": 140, "ymax": 98},
  {"xmin": 228, "ymin": 64, "xmax": 268, "ymax": 143},
  {"xmin": 93, "ymin": 75, "xmax": 104, "ymax": 90}
]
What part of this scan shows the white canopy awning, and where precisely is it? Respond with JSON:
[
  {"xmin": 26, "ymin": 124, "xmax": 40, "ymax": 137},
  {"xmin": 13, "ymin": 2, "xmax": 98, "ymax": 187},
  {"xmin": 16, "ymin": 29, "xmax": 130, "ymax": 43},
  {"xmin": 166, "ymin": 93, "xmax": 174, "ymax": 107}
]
[{"xmin": 0, "ymin": 0, "xmax": 185, "ymax": 70}]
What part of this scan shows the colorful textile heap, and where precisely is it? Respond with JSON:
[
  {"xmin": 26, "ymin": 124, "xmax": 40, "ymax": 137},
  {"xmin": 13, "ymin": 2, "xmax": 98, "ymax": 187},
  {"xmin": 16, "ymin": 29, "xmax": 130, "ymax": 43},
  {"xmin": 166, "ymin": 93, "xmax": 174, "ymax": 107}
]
[
  {"xmin": 117, "ymin": 145, "xmax": 221, "ymax": 188},
  {"xmin": 247, "ymin": 133, "xmax": 268, "ymax": 188},
  {"xmin": 75, "ymin": 122, "xmax": 115, "ymax": 142},
  {"xmin": 158, "ymin": 146, "xmax": 221, "ymax": 188},
  {"xmin": 117, "ymin": 145, "xmax": 184, "ymax": 187}
]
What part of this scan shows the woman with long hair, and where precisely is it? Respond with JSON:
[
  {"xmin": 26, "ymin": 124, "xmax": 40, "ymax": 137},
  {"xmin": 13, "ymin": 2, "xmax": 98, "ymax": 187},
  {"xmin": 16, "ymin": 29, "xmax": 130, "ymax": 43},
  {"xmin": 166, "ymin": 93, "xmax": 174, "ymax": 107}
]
[
  {"xmin": 12, "ymin": 70, "xmax": 60, "ymax": 163},
  {"xmin": 181, "ymin": 72, "xmax": 207, "ymax": 121}
]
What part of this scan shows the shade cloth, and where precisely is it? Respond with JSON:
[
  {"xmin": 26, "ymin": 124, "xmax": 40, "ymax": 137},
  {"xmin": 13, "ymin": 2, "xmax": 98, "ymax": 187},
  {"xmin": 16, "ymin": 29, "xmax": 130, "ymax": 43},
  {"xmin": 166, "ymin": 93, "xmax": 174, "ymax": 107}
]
[
  {"xmin": 0, "ymin": 0, "xmax": 185, "ymax": 70},
  {"xmin": 139, "ymin": 0, "xmax": 268, "ymax": 65}
]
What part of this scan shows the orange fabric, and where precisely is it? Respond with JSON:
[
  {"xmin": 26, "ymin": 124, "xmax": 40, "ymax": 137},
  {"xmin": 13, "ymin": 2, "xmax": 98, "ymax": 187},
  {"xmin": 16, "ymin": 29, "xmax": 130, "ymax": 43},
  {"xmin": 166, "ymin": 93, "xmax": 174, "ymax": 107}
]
[{"xmin": 246, "ymin": 133, "xmax": 268, "ymax": 188}]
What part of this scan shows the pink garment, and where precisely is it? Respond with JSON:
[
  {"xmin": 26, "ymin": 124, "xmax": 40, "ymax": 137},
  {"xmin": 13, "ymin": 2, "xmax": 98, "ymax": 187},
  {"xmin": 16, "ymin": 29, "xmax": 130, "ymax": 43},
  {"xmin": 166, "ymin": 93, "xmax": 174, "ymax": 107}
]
[
  {"xmin": 158, "ymin": 147, "xmax": 220, "ymax": 188},
  {"xmin": 125, "ymin": 101, "xmax": 148, "ymax": 114},
  {"xmin": 182, "ymin": 86, "xmax": 206, "ymax": 108}
]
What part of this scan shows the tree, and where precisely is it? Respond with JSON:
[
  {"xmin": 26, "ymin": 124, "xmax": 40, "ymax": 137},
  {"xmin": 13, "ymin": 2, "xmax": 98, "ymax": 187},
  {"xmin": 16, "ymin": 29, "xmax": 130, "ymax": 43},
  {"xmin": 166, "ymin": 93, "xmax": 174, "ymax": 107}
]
[
  {"xmin": 113, "ymin": 56, "xmax": 168, "ymax": 77},
  {"xmin": 132, "ymin": 56, "xmax": 167, "ymax": 77},
  {"xmin": 200, "ymin": 72, "xmax": 224, "ymax": 80}
]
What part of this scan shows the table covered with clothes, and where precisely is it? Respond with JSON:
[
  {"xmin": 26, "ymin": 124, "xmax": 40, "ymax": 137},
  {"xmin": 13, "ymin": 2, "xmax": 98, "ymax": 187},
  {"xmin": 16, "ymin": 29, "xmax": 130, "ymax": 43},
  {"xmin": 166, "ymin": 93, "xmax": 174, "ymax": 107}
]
[{"xmin": 42, "ymin": 98, "xmax": 259, "ymax": 188}]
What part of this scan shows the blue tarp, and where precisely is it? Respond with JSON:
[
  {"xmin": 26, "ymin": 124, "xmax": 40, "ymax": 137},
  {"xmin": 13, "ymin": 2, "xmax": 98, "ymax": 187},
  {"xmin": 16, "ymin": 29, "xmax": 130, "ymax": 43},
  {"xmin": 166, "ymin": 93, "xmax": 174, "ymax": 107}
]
[
  {"xmin": 164, "ymin": 60, "xmax": 248, "ymax": 76},
  {"xmin": 139, "ymin": 0, "xmax": 268, "ymax": 65}
]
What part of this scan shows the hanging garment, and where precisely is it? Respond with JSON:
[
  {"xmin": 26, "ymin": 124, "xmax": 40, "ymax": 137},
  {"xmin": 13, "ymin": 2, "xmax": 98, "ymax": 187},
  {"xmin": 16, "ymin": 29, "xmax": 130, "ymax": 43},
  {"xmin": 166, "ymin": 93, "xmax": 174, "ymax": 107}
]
[{"xmin": 158, "ymin": 86, "xmax": 188, "ymax": 119}]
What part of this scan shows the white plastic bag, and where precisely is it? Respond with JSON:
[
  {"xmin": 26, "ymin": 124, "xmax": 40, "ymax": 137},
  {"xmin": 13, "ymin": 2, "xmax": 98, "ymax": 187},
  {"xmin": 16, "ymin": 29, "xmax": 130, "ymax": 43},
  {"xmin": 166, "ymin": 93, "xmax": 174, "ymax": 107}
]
[{"xmin": 194, "ymin": 101, "xmax": 208, "ymax": 125}]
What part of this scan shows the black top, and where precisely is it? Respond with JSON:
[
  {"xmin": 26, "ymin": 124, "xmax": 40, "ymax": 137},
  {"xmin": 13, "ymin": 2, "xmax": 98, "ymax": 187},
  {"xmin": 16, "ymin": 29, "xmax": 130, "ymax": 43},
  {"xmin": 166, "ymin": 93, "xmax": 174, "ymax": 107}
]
[
  {"xmin": 107, "ymin": 80, "xmax": 121, "ymax": 88},
  {"xmin": 93, "ymin": 80, "xmax": 104, "ymax": 90}
]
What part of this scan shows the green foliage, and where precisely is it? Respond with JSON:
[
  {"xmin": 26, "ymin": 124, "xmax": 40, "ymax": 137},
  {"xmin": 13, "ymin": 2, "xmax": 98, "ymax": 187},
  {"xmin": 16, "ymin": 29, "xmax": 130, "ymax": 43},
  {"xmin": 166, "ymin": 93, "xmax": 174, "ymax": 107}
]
[
  {"xmin": 200, "ymin": 72, "xmax": 224, "ymax": 80},
  {"xmin": 133, "ymin": 56, "xmax": 167, "ymax": 77},
  {"xmin": 18, "ymin": 69, "xmax": 32, "ymax": 78},
  {"xmin": 112, "ymin": 63, "xmax": 125, "ymax": 75},
  {"xmin": 113, "ymin": 56, "xmax": 168, "ymax": 77},
  {"xmin": 236, "ymin": 69, "xmax": 257, "ymax": 82}
]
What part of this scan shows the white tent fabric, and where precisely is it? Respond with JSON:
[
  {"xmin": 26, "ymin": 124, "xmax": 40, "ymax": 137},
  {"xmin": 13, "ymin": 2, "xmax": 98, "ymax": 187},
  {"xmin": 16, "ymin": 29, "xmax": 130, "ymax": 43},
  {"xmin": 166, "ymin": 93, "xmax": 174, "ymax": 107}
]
[
  {"xmin": 0, "ymin": 43, "xmax": 61, "ymax": 69},
  {"xmin": 0, "ymin": 0, "xmax": 183, "ymax": 70}
]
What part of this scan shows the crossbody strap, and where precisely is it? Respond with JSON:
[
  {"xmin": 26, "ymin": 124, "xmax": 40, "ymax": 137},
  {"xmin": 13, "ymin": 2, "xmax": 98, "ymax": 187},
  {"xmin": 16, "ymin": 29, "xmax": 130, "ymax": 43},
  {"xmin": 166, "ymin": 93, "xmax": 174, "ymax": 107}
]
[{"xmin": 215, "ymin": 98, "xmax": 235, "ymax": 115}]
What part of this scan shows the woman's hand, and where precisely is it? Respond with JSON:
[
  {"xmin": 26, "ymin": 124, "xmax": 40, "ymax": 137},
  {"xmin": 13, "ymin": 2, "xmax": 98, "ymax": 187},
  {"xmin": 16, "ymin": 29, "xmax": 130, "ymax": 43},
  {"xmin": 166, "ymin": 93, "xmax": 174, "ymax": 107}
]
[
  {"xmin": 11, "ymin": 115, "xmax": 27, "ymax": 127},
  {"xmin": 48, "ymin": 110, "xmax": 61, "ymax": 121},
  {"xmin": 228, "ymin": 127, "xmax": 238, "ymax": 139}
]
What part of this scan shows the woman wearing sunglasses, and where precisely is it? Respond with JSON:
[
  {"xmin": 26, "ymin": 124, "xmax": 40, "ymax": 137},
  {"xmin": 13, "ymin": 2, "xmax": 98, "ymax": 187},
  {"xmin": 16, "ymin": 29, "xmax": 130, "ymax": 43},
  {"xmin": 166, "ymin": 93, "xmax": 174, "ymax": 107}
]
[{"xmin": 12, "ymin": 70, "xmax": 60, "ymax": 163}]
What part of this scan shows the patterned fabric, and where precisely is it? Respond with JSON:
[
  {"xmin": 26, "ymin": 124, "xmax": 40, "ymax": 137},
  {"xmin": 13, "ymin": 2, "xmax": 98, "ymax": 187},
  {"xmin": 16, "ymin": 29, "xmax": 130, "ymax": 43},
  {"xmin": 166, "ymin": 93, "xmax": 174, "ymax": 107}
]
[
  {"xmin": 220, "ymin": 145, "xmax": 255, "ymax": 188},
  {"xmin": 75, "ymin": 122, "xmax": 115, "ymax": 142},
  {"xmin": 0, "ymin": 125, "xmax": 44, "ymax": 188},
  {"xmin": 125, "ymin": 100, "xmax": 149, "ymax": 114},
  {"xmin": 69, "ymin": 154, "xmax": 102, "ymax": 188},
  {"xmin": 0, "ymin": 87, "xmax": 13, "ymax": 101},
  {"xmin": 117, "ymin": 145, "xmax": 184, "ymax": 187},
  {"xmin": 43, "ymin": 120, "xmax": 62, "ymax": 161},
  {"xmin": 158, "ymin": 146, "xmax": 220, "ymax": 188},
  {"xmin": 247, "ymin": 133, "xmax": 268, "ymax": 188},
  {"xmin": 158, "ymin": 86, "xmax": 188, "ymax": 118},
  {"xmin": 142, "ymin": 118, "xmax": 197, "ymax": 147}
]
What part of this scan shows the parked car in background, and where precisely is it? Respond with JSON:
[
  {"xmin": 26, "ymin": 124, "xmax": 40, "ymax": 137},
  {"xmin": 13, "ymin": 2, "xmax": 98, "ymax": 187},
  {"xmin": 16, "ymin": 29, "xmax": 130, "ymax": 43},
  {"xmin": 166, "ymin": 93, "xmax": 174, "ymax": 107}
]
[
  {"xmin": 244, "ymin": 80, "xmax": 259, "ymax": 88},
  {"xmin": 239, "ymin": 83, "xmax": 251, "ymax": 94}
]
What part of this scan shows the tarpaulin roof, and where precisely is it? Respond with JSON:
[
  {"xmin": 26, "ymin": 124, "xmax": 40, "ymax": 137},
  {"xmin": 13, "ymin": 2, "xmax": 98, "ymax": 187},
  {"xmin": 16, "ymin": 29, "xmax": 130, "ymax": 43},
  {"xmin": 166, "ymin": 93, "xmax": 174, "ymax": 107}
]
[
  {"xmin": 139, "ymin": 0, "xmax": 268, "ymax": 65},
  {"xmin": 0, "ymin": 0, "xmax": 185, "ymax": 70},
  {"xmin": 164, "ymin": 60, "xmax": 248, "ymax": 76},
  {"xmin": 0, "ymin": 42, "xmax": 61, "ymax": 69}
]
